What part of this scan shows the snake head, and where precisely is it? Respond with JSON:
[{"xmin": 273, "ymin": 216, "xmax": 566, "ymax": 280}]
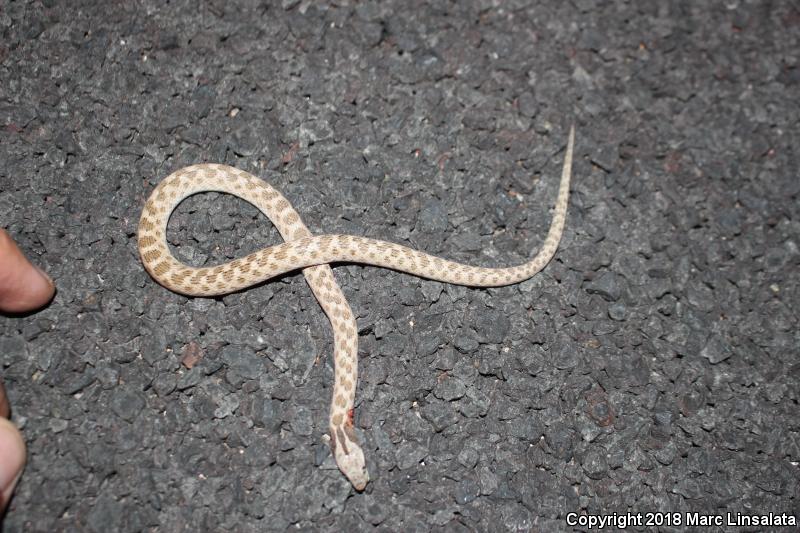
[{"xmin": 331, "ymin": 425, "xmax": 369, "ymax": 491}]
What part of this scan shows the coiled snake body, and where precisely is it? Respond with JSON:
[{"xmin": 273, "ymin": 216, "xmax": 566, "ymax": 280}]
[{"xmin": 138, "ymin": 127, "xmax": 575, "ymax": 490}]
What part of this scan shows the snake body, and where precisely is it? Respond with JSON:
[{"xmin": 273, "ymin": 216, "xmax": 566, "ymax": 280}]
[{"xmin": 137, "ymin": 127, "xmax": 575, "ymax": 490}]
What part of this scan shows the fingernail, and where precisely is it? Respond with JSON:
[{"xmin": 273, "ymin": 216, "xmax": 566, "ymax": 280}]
[
  {"xmin": 0, "ymin": 469, "xmax": 22, "ymax": 511},
  {"xmin": 33, "ymin": 264, "xmax": 54, "ymax": 288}
]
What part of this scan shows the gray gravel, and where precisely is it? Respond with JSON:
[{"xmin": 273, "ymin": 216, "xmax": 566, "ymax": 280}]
[{"xmin": 1, "ymin": 1, "xmax": 798, "ymax": 531}]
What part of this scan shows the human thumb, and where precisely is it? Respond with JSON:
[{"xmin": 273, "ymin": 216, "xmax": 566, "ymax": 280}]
[{"xmin": 0, "ymin": 417, "xmax": 25, "ymax": 511}]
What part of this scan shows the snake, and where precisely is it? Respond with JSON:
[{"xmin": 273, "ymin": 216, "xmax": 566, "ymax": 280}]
[{"xmin": 137, "ymin": 126, "xmax": 575, "ymax": 490}]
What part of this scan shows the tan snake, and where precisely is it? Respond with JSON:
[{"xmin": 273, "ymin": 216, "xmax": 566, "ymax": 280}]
[{"xmin": 137, "ymin": 127, "xmax": 575, "ymax": 490}]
